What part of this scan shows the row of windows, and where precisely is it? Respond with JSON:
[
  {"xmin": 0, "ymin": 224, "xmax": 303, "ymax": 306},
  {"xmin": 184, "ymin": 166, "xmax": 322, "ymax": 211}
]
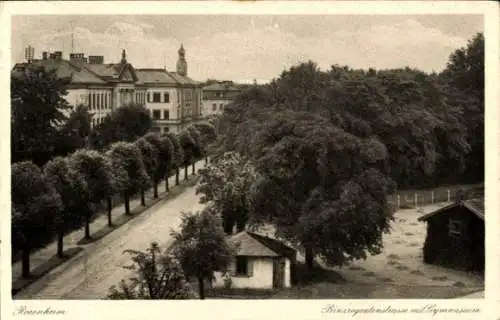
[
  {"xmin": 212, "ymin": 103, "xmax": 227, "ymax": 111},
  {"xmin": 148, "ymin": 92, "xmax": 170, "ymax": 104},
  {"xmin": 152, "ymin": 109, "xmax": 170, "ymax": 120},
  {"xmin": 136, "ymin": 91, "xmax": 147, "ymax": 104},
  {"xmin": 91, "ymin": 117, "xmax": 106, "ymax": 128},
  {"xmin": 88, "ymin": 92, "xmax": 111, "ymax": 111}
]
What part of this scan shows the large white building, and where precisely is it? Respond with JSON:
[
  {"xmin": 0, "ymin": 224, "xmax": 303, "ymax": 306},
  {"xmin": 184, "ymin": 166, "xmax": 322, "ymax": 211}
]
[{"xmin": 12, "ymin": 45, "xmax": 202, "ymax": 133}]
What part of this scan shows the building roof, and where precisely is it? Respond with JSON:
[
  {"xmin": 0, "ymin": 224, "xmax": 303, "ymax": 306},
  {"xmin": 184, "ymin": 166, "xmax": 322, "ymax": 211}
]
[
  {"xmin": 135, "ymin": 68, "xmax": 178, "ymax": 85},
  {"xmin": 228, "ymin": 231, "xmax": 297, "ymax": 258},
  {"xmin": 417, "ymin": 198, "xmax": 485, "ymax": 222},
  {"xmin": 168, "ymin": 72, "xmax": 199, "ymax": 85},
  {"xmin": 203, "ymin": 82, "xmax": 241, "ymax": 91},
  {"xmin": 13, "ymin": 60, "xmax": 107, "ymax": 84}
]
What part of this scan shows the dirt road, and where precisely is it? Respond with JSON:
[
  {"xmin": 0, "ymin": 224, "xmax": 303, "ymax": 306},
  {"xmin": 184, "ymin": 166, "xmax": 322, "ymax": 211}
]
[{"xmin": 15, "ymin": 184, "xmax": 205, "ymax": 299}]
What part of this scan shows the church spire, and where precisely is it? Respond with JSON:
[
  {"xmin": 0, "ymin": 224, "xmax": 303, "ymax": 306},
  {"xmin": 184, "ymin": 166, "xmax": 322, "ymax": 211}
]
[
  {"xmin": 121, "ymin": 49, "xmax": 127, "ymax": 64},
  {"xmin": 176, "ymin": 44, "xmax": 187, "ymax": 76}
]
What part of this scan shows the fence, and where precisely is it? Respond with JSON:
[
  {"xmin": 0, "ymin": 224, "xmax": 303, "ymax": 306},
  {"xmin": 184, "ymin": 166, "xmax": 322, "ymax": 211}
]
[{"xmin": 388, "ymin": 183, "xmax": 484, "ymax": 211}]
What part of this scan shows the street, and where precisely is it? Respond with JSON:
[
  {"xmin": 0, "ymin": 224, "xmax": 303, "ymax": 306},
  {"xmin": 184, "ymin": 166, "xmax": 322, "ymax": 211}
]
[{"xmin": 15, "ymin": 183, "xmax": 205, "ymax": 299}]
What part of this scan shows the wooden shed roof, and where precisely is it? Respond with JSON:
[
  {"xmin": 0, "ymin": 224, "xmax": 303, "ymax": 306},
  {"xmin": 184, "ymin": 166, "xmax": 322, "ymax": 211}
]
[{"xmin": 417, "ymin": 198, "xmax": 485, "ymax": 222}]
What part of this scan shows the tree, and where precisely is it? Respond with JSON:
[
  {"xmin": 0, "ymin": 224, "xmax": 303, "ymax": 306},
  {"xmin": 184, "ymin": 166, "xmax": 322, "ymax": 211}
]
[
  {"xmin": 107, "ymin": 142, "xmax": 150, "ymax": 215},
  {"xmin": 104, "ymin": 150, "xmax": 128, "ymax": 227},
  {"xmin": 89, "ymin": 103, "xmax": 152, "ymax": 150},
  {"xmin": 55, "ymin": 104, "xmax": 92, "ymax": 157},
  {"xmin": 196, "ymin": 152, "xmax": 257, "ymax": 234},
  {"xmin": 108, "ymin": 242, "xmax": 196, "ymax": 299},
  {"xmin": 11, "ymin": 66, "xmax": 70, "ymax": 166},
  {"xmin": 134, "ymin": 138, "xmax": 158, "ymax": 206},
  {"xmin": 67, "ymin": 149, "xmax": 114, "ymax": 239},
  {"xmin": 43, "ymin": 157, "xmax": 86, "ymax": 257},
  {"xmin": 144, "ymin": 133, "xmax": 173, "ymax": 198},
  {"xmin": 186, "ymin": 125, "xmax": 203, "ymax": 174},
  {"xmin": 440, "ymin": 32, "xmax": 484, "ymax": 183},
  {"xmin": 192, "ymin": 121, "xmax": 218, "ymax": 164},
  {"xmin": 171, "ymin": 207, "xmax": 233, "ymax": 299},
  {"xmin": 165, "ymin": 132, "xmax": 184, "ymax": 186},
  {"xmin": 178, "ymin": 130, "xmax": 201, "ymax": 181},
  {"xmin": 228, "ymin": 111, "xmax": 395, "ymax": 271},
  {"xmin": 11, "ymin": 161, "xmax": 63, "ymax": 277}
]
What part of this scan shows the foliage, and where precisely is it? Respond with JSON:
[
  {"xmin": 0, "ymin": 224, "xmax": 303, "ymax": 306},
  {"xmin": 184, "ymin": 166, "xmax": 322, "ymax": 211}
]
[
  {"xmin": 170, "ymin": 207, "xmax": 233, "ymax": 299},
  {"xmin": 178, "ymin": 130, "xmax": 200, "ymax": 166},
  {"xmin": 11, "ymin": 161, "xmax": 63, "ymax": 270},
  {"xmin": 89, "ymin": 103, "xmax": 152, "ymax": 150},
  {"xmin": 164, "ymin": 132, "xmax": 184, "ymax": 169},
  {"xmin": 134, "ymin": 138, "xmax": 159, "ymax": 184},
  {"xmin": 11, "ymin": 66, "xmax": 70, "ymax": 165},
  {"xmin": 108, "ymin": 242, "xmax": 196, "ymax": 299},
  {"xmin": 43, "ymin": 157, "xmax": 87, "ymax": 236},
  {"xmin": 107, "ymin": 142, "xmax": 151, "ymax": 198},
  {"xmin": 55, "ymin": 104, "xmax": 92, "ymax": 157},
  {"xmin": 196, "ymin": 151, "xmax": 257, "ymax": 233},
  {"xmin": 192, "ymin": 121, "xmax": 218, "ymax": 153}
]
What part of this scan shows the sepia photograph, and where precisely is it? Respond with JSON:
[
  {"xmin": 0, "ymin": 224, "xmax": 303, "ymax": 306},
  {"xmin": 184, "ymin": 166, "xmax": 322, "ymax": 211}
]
[{"xmin": 1, "ymin": 1, "xmax": 498, "ymax": 319}]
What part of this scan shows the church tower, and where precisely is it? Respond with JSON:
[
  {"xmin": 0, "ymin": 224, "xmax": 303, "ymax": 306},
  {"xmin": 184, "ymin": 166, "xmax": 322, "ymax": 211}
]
[{"xmin": 176, "ymin": 44, "xmax": 187, "ymax": 76}]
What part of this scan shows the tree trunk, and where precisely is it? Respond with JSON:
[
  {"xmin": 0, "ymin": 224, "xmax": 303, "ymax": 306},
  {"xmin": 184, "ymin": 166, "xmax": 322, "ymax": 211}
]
[
  {"xmin": 192, "ymin": 162, "xmax": 195, "ymax": 175},
  {"xmin": 205, "ymin": 156, "xmax": 208, "ymax": 165},
  {"xmin": 165, "ymin": 174, "xmax": 169, "ymax": 192},
  {"xmin": 153, "ymin": 180, "xmax": 159, "ymax": 199},
  {"xmin": 107, "ymin": 197, "xmax": 113, "ymax": 227},
  {"xmin": 84, "ymin": 210, "xmax": 91, "ymax": 239},
  {"xmin": 175, "ymin": 168, "xmax": 180, "ymax": 185},
  {"xmin": 198, "ymin": 277, "xmax": 205, "ymax": 300},
  {"xmin": 305, "ymin": 245, "xmax": 314, "ymax": 270},
  {"xmin": 22, "ymin": 246, "xmax": 31, "ymax": 278},
  {"xmin": 124, "ymin": 193, "xmax": 130, "ymax": 215},
  {"xmin": 184, "ymin": 165, "xmax": 188, "ymax": 181},
  {"xmin": 57, "ymin": 230, "xmax": 64, "ymax": 258},
  {"xmin": 141, "ymin": 189, "xmax": 146, "ymax": 206}
]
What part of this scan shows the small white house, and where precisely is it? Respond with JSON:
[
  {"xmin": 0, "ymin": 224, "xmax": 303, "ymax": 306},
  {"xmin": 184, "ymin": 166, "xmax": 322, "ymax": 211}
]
[{"xmin": 213, "ymin": 231, "xmax": 297, "ymax": 290}]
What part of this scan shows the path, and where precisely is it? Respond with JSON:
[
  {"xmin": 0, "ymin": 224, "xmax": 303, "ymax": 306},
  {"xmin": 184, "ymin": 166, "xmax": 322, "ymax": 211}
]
[{"xmin": 14, "ymin": 162, "xmax": 206, "ymax": 299}]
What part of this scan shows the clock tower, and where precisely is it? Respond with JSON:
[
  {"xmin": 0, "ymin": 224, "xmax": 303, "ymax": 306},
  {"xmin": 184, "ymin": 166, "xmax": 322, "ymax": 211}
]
[{"xmin": 176, "ymin": 44, "xmax": 187, "ymax": 76}]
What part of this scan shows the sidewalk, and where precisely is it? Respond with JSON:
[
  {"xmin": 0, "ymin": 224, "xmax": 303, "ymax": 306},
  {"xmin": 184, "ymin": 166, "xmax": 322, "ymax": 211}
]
[
  {"xmin": 457, "ymin": 290, "xmax": 484, "ymax": 299},
  {"xmin": 12, "ymin": 160, "xmax": 206, "ymax": 286}
]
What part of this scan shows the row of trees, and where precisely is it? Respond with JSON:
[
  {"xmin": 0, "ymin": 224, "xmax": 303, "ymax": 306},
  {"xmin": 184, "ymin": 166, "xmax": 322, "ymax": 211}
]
[
  {"xmin": 12, "ymin": 120, "xmax": 217, "ymax": 279},
  {"xmin": 193, "ymin": 33, "xmax": 485, "ymax": 271}
]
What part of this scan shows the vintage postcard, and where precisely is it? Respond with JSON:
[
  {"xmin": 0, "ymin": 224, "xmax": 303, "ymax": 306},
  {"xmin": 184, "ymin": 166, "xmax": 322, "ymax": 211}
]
[{"xmin": 0, "ymin": 1, "xmax": 498, "ymax": 320}]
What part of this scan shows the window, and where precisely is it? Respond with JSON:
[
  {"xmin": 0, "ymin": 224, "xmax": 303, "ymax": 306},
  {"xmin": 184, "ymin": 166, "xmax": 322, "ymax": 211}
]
[
  {"xmin": 151, "ymin": 127, "xmax": 161, "ymax": 133},
  {"xmin": 220, "ymin": 104, "xmax": 224, "ymax": 110},
  {"xmin": 449, "ymin": 219, "xmax": 462, "ymax": 238},
  {"xmin": 153, "ymin": 92, "xmax": 161, "ymax": 103},
  {"xmin": 212, "ymin": 103, "xmax": 217, "ymax": 111},
  {"xmin": 164, "ymin": 93, "xmax": 170, "ymax": 103},
  {"xmin": 164, "ymin": 126, "xmax": 170, "ymax": 133},
  {"xmin": 88, "ymin": 93, "xmax": 91, "ymax": 108},
  {"xmin": 153, "ymin": 110, "xmax": 161, "ymax": 120},
  {"xmin": 163, "ymin": 110, "xmax": 170, "ymax": 119},
  {"xmin": 147, "ymin": 92, "xmax": 151, "ymax": 103},
  {"xmin": 236, "ymin": 256, "xmax": 248, "ymax": 276}
]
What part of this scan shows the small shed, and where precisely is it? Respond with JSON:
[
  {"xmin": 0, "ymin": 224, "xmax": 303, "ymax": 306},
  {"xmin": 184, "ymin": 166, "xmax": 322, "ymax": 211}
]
[
  {"xmin": 418, "ymin": 198, "xmax": 484, "ymax": 272},
  {"xmin": 213, "ymin": 231, "xmax": 297, "ymax": 290}
]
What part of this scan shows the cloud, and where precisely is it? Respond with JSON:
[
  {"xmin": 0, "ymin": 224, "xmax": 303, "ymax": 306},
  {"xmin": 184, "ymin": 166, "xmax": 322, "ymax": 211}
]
[{"xmin": 13, "ymin": 18, "xmax": 472, "ymax": 82}]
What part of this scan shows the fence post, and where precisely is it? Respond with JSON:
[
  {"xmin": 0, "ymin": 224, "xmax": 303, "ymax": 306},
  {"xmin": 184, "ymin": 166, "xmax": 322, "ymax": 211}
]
[
  {"xmin": 447, "ymin": 189, "xmax": 450, "ymax": 202},
  {"xmin": 431, "ymin": 191, "xmax": 434, "ymax": 204}
]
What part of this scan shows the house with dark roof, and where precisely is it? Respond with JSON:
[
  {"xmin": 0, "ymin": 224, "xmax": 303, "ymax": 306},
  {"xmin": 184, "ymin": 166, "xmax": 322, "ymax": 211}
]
[
  {"xmin": 212, "ymin": 231, "xmax": 297, "ymax": 290},
  {"xmin": 12, "ymin": 45, "xmax": 201, "ymax": 133},
  {"xmin": 201, "ymin": 81, "xmax": 242, "ymax": 117},
  {"xmin": 418, "ymin": 198, "xmax": 485, "ymax": 272}
]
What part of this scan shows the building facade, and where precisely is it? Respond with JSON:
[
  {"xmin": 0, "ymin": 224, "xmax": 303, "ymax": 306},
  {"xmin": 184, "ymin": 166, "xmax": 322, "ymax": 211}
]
[
  {"xmin": 12, "ymin": 45, "xmax": 201, "ymax": 132},
  {"xmin": 201, "ymin": 81, "xmax": 241, "ymax": 117}
]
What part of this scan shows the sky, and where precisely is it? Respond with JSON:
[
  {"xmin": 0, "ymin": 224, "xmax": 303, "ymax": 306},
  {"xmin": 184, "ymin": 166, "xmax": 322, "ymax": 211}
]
[{"xmin": 11, "ymin": 15, "xmax": 483, "ymax": 83}]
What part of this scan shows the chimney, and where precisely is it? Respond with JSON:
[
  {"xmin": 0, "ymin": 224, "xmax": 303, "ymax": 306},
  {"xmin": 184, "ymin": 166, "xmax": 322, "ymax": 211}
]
[
  {"xmin": 42, "ymin": 52, "xmax": 48, "ymax": 60},
  {"xmin": 24, "ymin": 45, "xmax": 34, "ymax": 63},
  {"xmin": 49, "ymin": 53, "xmax": 55, "ymax": 60},
  {"xmin": 70, "ymin": 53, "xmax": 86, "ymax": 63},
  {"xmin": 54, "ymin": 51, "xmax": 62, "ymax": 60},
  {"xmin": 88, "ymin": 55, "xmax": 104, "ymax": 64}
]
